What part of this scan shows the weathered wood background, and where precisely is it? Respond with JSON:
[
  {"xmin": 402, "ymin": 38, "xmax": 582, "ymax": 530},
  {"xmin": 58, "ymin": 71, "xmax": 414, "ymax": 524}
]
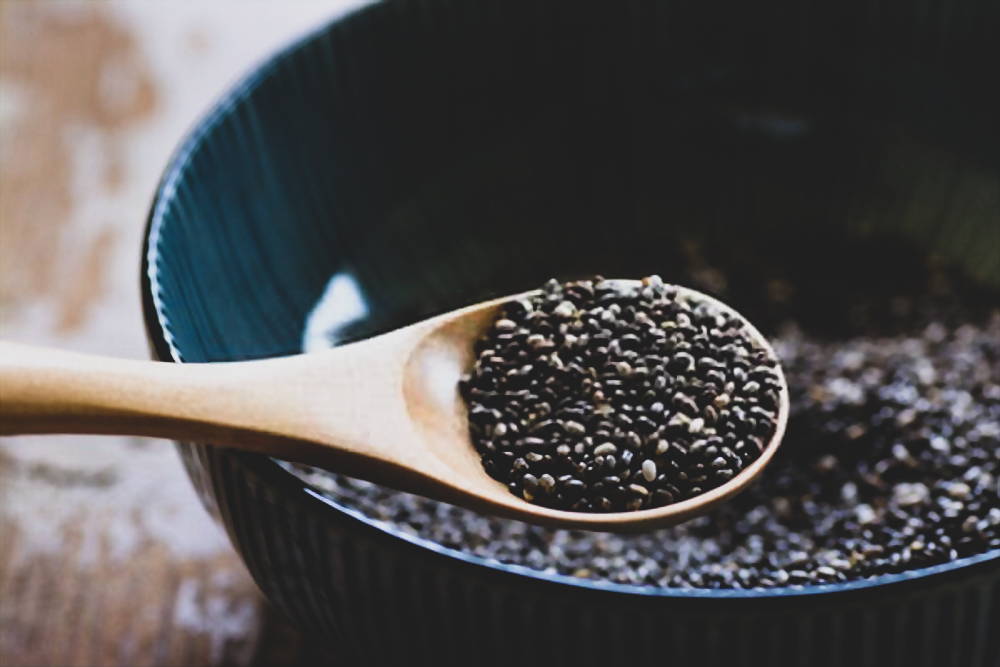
[{"xmin": 0, "ymin": 3, "xmax": 350, "ymax": 665}]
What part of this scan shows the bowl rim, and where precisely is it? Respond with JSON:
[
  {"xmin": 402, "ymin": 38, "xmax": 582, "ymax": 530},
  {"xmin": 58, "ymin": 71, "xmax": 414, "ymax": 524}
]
[{"xmin": 141, "ymin": 0, "xmax": 1000, "ymax": 600}]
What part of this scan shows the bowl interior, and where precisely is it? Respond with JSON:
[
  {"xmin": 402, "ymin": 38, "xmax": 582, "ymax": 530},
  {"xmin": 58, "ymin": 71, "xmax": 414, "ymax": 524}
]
[{"xmin": 146, "ymin": 0, "xmax": 1000, "ymax": 591}]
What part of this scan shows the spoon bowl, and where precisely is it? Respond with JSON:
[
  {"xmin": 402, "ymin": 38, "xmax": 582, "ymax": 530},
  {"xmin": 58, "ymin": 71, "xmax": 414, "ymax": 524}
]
[
  {"xmin": 0, "ymin": 281, "xmax": 787, "ymax": 532},
  {"xmin": 400, "ymin": 280, "xmax": 789, "ymax": 530}
]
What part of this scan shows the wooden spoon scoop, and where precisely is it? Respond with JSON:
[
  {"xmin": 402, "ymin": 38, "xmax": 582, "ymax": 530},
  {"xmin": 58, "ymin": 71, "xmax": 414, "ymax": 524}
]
[{"xmin": 0, "ymin": 282, "xmax": 788, "ymax": 532}]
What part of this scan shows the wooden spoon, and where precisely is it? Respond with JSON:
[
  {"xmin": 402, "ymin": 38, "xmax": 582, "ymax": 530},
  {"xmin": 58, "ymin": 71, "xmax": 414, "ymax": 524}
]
[{"xmin": 0, "ymin": 282, "xmax": 788, "ymax": 532}]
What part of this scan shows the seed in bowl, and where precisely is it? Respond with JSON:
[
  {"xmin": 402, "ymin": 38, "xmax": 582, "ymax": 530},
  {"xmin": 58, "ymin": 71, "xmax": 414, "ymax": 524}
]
[
  {"xmin": 297, "ymin": 244, "xmax": 1000, "ymax": 588},
  {"xmin": 459, "ymin": 276, "xmax": 782, "ymax": 512}
]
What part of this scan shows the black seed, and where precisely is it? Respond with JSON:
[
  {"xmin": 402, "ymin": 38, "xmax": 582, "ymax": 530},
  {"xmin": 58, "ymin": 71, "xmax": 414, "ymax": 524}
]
[
  {"xmin": 594, "ymin": 443, "xmax": 618, "ymax": 456},
  {"xmin": 629, "ymin": 483, "xmax": 650, "ymax": 497},
  {"xmin": 461, "ymin": 277, "xmax": 785, "ymax": 515},
  {"xmin": 668, "ymin": 352, "xmax": 696, "ymax": 373},
  {"xmin": 635, "ymin": 416, "xmax": 657, "ymax": 434},
  {"xmin": 539, "ymin": 474, "xmax": 556, "ymax": 493},
  {"xmin": 521, "ymin": 474, "xmax": 539, "ymax": 498},
  {"xmin": 672, "ymin": 392, "xmax": 700, "ymax": 416}
]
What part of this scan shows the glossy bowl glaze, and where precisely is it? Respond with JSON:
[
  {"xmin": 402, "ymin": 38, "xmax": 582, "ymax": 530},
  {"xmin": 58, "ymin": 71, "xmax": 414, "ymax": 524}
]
[{"xmin": 142, "ymin": 1, "xmax": 1000, "ymax": 664}]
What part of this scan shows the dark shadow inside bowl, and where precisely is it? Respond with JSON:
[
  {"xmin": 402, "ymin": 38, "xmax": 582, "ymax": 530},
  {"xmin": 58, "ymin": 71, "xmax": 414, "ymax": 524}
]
[{"xmin": 148, "ymin": 0, "xmax": 998, "ymax": 366}]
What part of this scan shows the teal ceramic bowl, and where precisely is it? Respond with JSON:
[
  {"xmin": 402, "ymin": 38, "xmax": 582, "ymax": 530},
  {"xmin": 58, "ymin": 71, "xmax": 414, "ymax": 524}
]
[{"xmin": 142, "ymin": 1, "xmax": 1000, "ymax": 664}]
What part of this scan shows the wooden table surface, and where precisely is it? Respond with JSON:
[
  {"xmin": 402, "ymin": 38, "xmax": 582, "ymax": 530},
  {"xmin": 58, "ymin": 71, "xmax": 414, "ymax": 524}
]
[{"xmin": 0, "ymin": 3, "xmax": 352, "ymax": 665}]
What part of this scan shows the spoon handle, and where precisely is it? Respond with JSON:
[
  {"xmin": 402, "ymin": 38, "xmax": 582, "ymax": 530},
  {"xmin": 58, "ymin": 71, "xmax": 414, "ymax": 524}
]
[
  {"xmin": 0, "ymin": 341, "xmax": 259, "ymax": 443},
  {"xmin": 0, "ymin": 337, "xmax": 426, "ymax": 479}
]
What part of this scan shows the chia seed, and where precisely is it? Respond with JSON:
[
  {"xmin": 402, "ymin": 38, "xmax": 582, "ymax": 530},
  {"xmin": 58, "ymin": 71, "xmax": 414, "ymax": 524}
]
[
  {"xmin": 458, "ymin": 277, "xmax": 783, "ymax": 512},
  {"xmin": 297, "ymin": 243, "xmax": 1000, "ymax": 590}
]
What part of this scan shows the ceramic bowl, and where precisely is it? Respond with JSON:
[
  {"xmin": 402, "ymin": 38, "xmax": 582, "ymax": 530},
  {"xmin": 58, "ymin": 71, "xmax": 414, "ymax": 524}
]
[{"xmin": 142, "ymin": 1, "xmax": 1000, "ymax": 664}]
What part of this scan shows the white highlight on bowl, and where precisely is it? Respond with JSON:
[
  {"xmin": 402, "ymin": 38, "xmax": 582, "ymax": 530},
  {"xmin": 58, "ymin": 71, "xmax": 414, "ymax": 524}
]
[{"xmin": 302, "ymin": 271, "xmax": 369, "ymax": 352}]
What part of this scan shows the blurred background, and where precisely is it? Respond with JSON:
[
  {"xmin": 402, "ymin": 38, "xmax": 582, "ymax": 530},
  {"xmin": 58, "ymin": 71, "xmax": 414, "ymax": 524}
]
[{"xmin": 1, "ymin": 2, "xmax": 352, "ymax": 665}]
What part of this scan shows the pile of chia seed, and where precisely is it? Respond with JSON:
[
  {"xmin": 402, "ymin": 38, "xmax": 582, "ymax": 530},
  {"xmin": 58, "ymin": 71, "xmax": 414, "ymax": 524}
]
[
  {"xmin": 294, "ymin": 246, "xmax": 1000, "ymax": 589},
  {"xmin": 460, "ymin": 277, "xmax": 782, "ymax": 512}
]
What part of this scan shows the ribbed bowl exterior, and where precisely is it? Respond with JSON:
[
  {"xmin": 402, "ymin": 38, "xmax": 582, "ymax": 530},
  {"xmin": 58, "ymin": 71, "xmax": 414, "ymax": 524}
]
[
  {"xmin": 143, "ymin": 0, "xmax": 1000, "ymax": 664},
  {"xmin": 171, "ymin": 443, "xmax": 1000, "ymax": 667}
]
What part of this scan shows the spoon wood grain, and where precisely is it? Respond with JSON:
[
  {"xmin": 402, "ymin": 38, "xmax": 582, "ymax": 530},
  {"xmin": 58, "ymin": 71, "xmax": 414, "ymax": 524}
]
[{"xmin": 0, "ymin": 282, "xmax": 788, "ymax": 531}]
